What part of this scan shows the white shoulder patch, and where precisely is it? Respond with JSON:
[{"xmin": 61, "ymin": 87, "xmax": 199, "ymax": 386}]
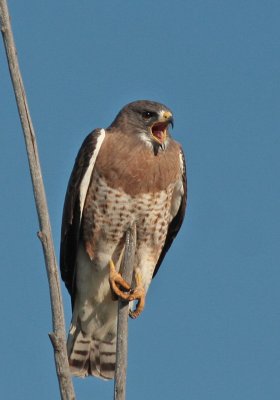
[
  {"xmin": 170, "ymin": 149, "xmax": 185, "ymax": 219},
  {"xmin": 79, "ymin": 129, "xmax": 106, "ymax": 219},
  {"xmin": 179, "ymin": 150, "xmax": 185, "ymax": 175}
]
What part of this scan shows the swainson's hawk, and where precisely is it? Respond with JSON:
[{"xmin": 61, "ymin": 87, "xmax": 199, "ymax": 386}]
[{"xmin": 60, "ymin": 100, "xmax": 187, "ymax": 379}]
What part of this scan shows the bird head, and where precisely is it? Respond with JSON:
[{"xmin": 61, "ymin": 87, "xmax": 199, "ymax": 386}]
[{"xmin": 110, "ymin": 100, "xmax": 174, "ymax": 151}]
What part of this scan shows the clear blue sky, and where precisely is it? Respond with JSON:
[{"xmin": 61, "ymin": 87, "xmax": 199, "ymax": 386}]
[{"xmin": 1, "ymin": 1, "xmax": 279, "ymax": 399}]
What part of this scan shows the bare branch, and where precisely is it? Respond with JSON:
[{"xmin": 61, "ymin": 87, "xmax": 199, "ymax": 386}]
[
  {"xmin": 114, "ymin": 225, "xmax": 136, "ymax": 400},
  {"xmin": 0, "ymin": 1, "xmax": 75, "ymax": 399}
]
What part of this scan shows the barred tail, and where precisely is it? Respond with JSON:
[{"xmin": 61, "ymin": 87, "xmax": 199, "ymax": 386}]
[{"xmin": 67, "ymin": 326, "xmax": 116, "ymax": 379}]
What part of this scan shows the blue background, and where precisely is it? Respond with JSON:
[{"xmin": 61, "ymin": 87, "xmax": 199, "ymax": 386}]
[{"xmin": 1, "ymin": 1, "xmax": 279, "ymax": 399}]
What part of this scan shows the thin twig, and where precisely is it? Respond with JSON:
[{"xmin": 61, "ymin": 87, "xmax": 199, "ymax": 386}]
[
  {"xmin": 114, "ymin": 225, "xmax": 136, "ymax": 400},
  {"xmin": 0, "ymin": 2, "xmax": 75, "ymax": 399}
]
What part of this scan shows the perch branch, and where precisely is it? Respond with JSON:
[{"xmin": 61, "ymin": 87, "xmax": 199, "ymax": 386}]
[
  {"xmin": 0, "ymin": 1, "xmax": 75, "ymax": 399},
  {"xmin": 114, "ymin": 224, "xmax": 136, "ymax": 400}
]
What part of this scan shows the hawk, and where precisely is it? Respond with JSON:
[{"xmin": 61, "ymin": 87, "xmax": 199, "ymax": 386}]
[{"xmin": 60, "ymin": 100, "xmax": 187, "ymax": 379}]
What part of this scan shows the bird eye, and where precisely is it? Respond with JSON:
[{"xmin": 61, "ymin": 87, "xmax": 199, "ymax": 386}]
[{"xmin": 142, "ymin": 111, "xmax": 153, "ymax": 120}]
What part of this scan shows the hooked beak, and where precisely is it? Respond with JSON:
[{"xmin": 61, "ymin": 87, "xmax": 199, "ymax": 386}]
[{"xmin": 150, "ymin": 111, "xmax": 173, "ymax": 149}]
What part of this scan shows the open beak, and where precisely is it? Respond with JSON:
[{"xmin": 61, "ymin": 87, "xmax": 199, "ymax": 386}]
[{"xmin": 151, "ymin": 111, "xmax": 173, "ymax": 148}]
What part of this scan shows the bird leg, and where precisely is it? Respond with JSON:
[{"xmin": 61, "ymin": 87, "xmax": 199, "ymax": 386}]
[
  {"xmin": 109, "ymin": 259, "xmax": 131, "ymax": 300},
  {"xmin": 128, "ymin": 269, "xmax": 145, "ymax": 319},
  {"xmin": 109, "ymin": 261, "xmax": 145, "ymax": 318}
]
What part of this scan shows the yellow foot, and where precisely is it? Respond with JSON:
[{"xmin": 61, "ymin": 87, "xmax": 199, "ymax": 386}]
[
  {"xmin": 129, "ymin": 269, "xmax": 145, "ymax": 319},
  {"xmin": 109, "ymin": 260, "xmax": 131, "ymax": 300},
  {"xmin": 109, "ymin": 261, "xmax": 146, "ymax": 318}
]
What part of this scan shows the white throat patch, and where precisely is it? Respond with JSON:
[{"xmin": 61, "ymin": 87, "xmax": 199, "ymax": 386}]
[
  {"xmin": 138, "ymin": 131, "xmax": 154, "ymax": 150},
  {"xmin": 138, "ymin": 131, "xmax": 169, "ymax": 151}
]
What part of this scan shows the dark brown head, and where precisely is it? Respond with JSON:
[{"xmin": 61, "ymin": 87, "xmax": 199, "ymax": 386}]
[{"xmin": 108, "ymin": 100, "xmax": 174, "ymax": 151}]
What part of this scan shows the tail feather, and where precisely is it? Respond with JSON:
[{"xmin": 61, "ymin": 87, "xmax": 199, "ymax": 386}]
[
  {"xmin": 67, "ymin": 326, "xmax": 116, "ymax": 379},
  {"xmin": 90, "ymin": 340, "xmax": 116, "ymax": 379}
]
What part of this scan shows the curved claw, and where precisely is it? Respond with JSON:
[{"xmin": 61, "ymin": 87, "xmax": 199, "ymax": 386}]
[
  {"xmin": 109, "ymin": 262, "xmax": 146, "ymax": 318},
  {"xmin": 128, "ymin": 269, "xmax": 146, "ymax": 319},
  {"xmin": 109, "ymin": 260, "xmax": 131, "ymax": 300}
]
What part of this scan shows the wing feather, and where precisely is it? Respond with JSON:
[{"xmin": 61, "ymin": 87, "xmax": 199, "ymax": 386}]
[
  {"xmin": 60, "ymin": 129, "xmax": 105, "ymax": 299},
  {"xmin": 153, "ymin": 147, "xmax": 187, "ymax": 278}
]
